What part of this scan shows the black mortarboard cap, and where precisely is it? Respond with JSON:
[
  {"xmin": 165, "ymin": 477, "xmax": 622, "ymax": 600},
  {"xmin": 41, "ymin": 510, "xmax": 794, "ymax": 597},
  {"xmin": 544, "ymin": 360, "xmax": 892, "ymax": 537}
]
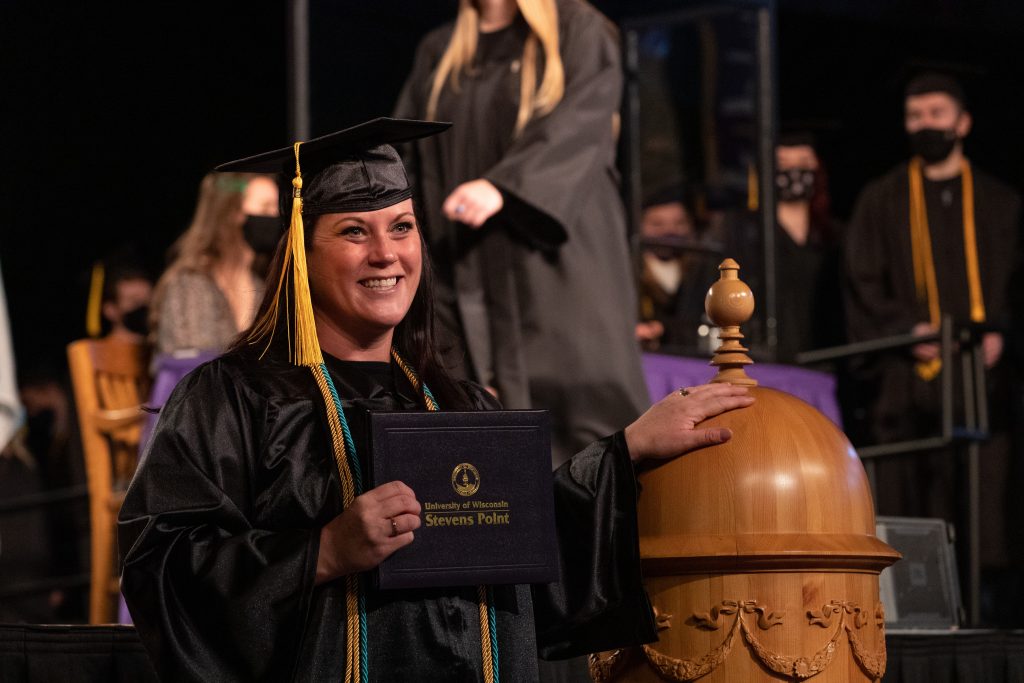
[
  {"xmin": 904, "ymin": 72, "xmax": 966, "ymax": 107},
  {"xmin": 216, "ymin": 117, "xmax": 451, "ymax": 215},
  {"xmin": 641, "ymin": 182, "xmax": 691, "ymax": 211}
]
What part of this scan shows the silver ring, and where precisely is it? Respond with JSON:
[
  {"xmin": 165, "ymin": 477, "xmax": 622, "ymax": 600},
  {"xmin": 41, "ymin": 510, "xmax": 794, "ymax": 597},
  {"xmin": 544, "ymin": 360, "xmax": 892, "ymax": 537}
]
[
  {"xmin": 454, "ymin": 204, "xmax": 466, "ymax": 215},
  {"xmin": 390, "ymin": 518, "xmax": 399, "ymax": 537},
  {"xmin": 677, "ymin": 387, "xmax": 690, "ymax": 397}
]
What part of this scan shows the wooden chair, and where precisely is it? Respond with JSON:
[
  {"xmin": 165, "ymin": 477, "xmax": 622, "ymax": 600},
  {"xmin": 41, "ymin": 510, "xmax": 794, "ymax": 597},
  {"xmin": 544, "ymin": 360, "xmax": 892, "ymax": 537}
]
[{"xmin": 67, "ymin": 338, "xmax": 151, "ymax": 624}]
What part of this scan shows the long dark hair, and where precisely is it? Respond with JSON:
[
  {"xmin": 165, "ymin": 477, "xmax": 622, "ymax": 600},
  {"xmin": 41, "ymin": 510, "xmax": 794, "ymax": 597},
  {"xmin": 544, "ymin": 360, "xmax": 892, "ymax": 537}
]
[{"xmin": 227, "ymin": 204, "xmax": 474, "ymax": 410}]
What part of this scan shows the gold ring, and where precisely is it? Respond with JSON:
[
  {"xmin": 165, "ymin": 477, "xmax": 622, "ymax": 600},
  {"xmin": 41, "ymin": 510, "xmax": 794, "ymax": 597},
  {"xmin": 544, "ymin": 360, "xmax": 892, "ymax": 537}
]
[
  {"xmin": 390, "ymin": 518, "xmax": 399, "ymax": 537},
  {"xmin": 677, "ymin": 387, "xmax": 690, "ymax": 397}
]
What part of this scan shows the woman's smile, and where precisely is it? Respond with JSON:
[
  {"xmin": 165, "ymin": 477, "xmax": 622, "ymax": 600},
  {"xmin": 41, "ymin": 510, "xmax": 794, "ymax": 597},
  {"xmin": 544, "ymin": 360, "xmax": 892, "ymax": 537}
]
[{"xmin": 359, "ymin": 275, "xmax": 401, "ymax": 291}]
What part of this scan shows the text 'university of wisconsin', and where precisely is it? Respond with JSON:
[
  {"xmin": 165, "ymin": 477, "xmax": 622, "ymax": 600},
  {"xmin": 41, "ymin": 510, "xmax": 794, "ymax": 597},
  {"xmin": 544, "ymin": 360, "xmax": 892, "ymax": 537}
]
[{"xmin": 422, "ymin": 500, "xmax": 511, "ymax": 527}]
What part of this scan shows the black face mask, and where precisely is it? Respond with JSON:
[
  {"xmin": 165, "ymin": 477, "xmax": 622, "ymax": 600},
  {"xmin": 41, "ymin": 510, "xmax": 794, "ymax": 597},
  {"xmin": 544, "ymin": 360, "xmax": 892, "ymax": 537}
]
[
  {"xmin": 121, "ymin": 305, "xmax": 150, "ymax": 336},
  {"xmin": 243, "ymin": 215, "xmax": 283, "ymax": 254},
  {"xmin": 775, "ymin": 167, "xmax": 817, "ymax": 202},
  {"xmin": 909, "ymin": 128, "xmax": 958, "ymax": 164}
]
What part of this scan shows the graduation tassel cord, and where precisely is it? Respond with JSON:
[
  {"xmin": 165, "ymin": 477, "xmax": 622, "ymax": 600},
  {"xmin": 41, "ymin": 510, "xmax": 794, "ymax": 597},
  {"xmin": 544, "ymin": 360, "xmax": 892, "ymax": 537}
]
[
  {"xmin": 310, "ymin": 349, "xmax": 499, "ymax": 683},
  {"xmin": 959, "ymin": 161, "xmax": 986, "ymax": 324},
  {"xmin": 311, "ymin": 364, "xmax": 367, "ymax": 683},
  {"xmin": 907, "ymin": 157, "xmax": 986, "ymax": 381},
  {"xmin": 392, "ymin": 349, "xmax": 500, "ymax": 683},
  {"xmin": 390, "ymin": 348, "xmax": 439, "ymax": 411},
  {"xmin": 85, "ymin": 262, "xmax": 104, "ymax": 338}
]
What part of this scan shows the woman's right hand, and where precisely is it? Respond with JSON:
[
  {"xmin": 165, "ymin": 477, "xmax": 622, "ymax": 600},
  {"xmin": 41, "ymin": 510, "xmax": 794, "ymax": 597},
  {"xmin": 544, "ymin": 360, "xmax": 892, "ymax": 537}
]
[{"xmin": 315, "ymin": 481, "xmax": 422, "ymax": 585}]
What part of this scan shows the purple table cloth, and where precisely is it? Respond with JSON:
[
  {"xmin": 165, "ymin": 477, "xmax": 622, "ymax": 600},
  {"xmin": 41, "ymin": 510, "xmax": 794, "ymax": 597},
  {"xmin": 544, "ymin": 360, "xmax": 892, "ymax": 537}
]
[{"xmin": 641, "ymin": 352, "xmax": 842, "ymax": 427}]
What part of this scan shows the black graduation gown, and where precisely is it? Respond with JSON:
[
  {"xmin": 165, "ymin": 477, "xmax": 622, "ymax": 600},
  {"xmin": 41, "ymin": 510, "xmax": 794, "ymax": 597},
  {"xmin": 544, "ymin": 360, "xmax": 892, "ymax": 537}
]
[
  {"xmin": 841, "ymin": 161, "xmax": 1020, "ymax": 518},
  {"xmin": 842, "ymin": 162, "xmax": 1019, "ymax": 436},
  {"xmin": 844, "ymin": 162, "xmax": 1019, "ymax": 344},
  {"xmin": 117, "ymin": 352, "xmax": 655, "ymax": 682},
  {"xmin": 774, "ymin": 224, "xmax": 843, "ymax": 364},
  {"xmin": 393, "ymin": 0, "xmax": 650, "ymax": 466}
]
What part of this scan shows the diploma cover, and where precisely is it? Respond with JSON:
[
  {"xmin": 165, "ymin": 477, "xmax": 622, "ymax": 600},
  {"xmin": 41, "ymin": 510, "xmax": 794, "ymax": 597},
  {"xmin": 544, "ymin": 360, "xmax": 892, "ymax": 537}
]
[{"xmin": 368, "ymin": 410, "xmax": 559, "ymax": 590}]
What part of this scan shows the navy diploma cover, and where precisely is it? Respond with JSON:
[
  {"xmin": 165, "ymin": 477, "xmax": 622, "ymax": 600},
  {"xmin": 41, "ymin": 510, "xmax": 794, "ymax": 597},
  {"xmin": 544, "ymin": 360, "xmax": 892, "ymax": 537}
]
[{"xmin": 368, "ymin": 410, "xmax": 559, "ymax": 590}]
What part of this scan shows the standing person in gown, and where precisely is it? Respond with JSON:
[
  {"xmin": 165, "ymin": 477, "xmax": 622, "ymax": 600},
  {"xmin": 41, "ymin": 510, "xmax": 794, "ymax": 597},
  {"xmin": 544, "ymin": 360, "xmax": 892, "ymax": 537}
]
[
  {"xmin": 394, "ymin": 0, "xmax": 650, "ymax": 467},
  {"xmin": 772, "ymin": 132, "xmax": 842, "ymax": 363},
  {"xmin": 842, "ymin": 73, "xmax": 1021, "ymax": 620},
  {"xmin": 149, "ymin": 172, "xmax": 278, "ymax": 358},
  {"xmin": 118, "ymin": 118, "xmax": 753, "ymax": 682}
]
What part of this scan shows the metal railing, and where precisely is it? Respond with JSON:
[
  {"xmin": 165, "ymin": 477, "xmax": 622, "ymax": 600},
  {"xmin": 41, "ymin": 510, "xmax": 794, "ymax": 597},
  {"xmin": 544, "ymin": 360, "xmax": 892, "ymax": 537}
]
[{"xmin": 796, "ymin": 315, "xmax": 989, "ymax": 627}]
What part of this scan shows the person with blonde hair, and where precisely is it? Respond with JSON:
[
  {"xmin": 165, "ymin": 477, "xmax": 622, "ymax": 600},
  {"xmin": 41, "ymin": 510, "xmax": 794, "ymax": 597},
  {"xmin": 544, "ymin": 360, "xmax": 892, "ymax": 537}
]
[
  {"xmin": 395, "ymin": 0, "xmax": 649, "ymax": 469},
  {"xmin": 150, "ymin": 172, "xmax": 278, "ymax": 356}
]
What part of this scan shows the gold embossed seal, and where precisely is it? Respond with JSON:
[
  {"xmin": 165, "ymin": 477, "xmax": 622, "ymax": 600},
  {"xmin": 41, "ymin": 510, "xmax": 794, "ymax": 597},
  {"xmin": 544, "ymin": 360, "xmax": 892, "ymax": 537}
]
[{"xmin": 452, "ymin": 463, "xmax": 481, "ymax": 497}]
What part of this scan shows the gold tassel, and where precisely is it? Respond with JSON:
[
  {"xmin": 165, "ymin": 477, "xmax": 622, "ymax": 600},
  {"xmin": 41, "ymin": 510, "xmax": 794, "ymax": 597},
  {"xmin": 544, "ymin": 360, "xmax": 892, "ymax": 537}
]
[
  {"xmin": 243, "ymin": 142, "xmax": 323, "ymax": 367},
  {"xmin": 286, "ymin": 142, "xmax": 323, "ymax": 368},
  {"xmin": 86, "ymin": 262, "xmax": 104, "ymax": 338}
]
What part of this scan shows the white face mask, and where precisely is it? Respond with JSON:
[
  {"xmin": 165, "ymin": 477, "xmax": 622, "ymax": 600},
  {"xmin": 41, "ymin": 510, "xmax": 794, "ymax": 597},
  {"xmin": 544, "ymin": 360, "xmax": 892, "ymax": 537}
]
[{"xmin": 645, "ymin": 252, "xmax": 683, "ymax": 293}]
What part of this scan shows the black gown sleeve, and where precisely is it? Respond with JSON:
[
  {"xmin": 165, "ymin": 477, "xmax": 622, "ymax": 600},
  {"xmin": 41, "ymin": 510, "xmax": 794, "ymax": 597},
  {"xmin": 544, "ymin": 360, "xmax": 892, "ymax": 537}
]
[
  {"xmin": 117, "ymin": 362, "xmax": 320, "ymax": 682},
  {"xmin": 455, "ymin": 379, "xmax": 656, "ymax": 656},
  {"xmin": 482, "ymin": 8, "xmax": 623, "ymax": 250},
  {"xmin": 842, "ymin": 177, "xmax": 920, "ymax": 341},
  {"xmin": 532, "ymin": 432, "xmax": 657, "ymax": 659},
  {"xmin": 978, "ymin": 176, "xmax": 1022, "ymax": 330},
  {"xmin": 392, "ymin": 26, "xmax": 450, "ymax": 205}
]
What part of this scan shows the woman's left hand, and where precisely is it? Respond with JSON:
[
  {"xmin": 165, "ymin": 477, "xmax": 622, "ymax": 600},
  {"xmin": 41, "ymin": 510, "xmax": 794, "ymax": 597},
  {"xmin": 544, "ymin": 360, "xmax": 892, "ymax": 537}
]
[
  {"xmin": 624, "ymin": 383, "xmax": 754, "ymax": 463},
  {"xmin": 443, "ymin": 179, "xmax": 504, "ymax": 228}
]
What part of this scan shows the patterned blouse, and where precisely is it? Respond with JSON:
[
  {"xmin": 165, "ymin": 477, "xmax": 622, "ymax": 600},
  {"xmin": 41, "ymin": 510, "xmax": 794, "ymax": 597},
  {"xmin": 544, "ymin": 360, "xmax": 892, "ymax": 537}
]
[{"xmin": 154, "ymin": 270, "xmax": 263, "ymax": 357}]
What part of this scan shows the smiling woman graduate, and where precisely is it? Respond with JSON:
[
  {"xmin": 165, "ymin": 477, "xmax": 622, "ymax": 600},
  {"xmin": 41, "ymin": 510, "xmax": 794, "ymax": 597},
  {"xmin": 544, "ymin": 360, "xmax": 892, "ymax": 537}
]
[{"xmin": 117, "ymin": 118, "xmax": 753, "ymax": 683}]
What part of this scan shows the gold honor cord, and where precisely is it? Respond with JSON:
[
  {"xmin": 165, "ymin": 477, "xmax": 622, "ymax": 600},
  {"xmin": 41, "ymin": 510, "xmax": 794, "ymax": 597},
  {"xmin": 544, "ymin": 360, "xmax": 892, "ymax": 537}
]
[
  {"xmin": 310, "ymin": 364, "xmax": 363, "ymax": 683},
  {"xmin": 390, "ymin": 348, "xmax": 499, "ymax": 683},
  {"xmin": 907, "ymin": 157, "xmax": 985, "ymax": 381}
]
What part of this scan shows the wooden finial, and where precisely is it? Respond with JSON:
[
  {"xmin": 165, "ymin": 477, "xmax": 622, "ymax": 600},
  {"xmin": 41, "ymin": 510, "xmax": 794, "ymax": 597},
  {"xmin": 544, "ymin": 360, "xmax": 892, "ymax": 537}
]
[{"xmin": 704, "ymin": 258, "xmax": 757, "ymax": 386}]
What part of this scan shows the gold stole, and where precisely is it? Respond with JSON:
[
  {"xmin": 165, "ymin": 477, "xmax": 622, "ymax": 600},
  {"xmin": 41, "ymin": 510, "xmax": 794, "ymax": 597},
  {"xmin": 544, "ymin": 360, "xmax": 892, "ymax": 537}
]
[{"xmin": 907, "ymin": 157, "xmax": 985, "ymax": 380}]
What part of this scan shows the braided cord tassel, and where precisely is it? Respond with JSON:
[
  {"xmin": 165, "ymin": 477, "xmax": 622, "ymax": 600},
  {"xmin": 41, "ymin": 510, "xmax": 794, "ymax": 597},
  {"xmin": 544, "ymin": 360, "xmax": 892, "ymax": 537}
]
[
  {"xmin": 392, "ymin": 349, "xmax": 498, "ymax": 682},
  {"xmin": 478, "ymin": 586, "xmax": 496, "ymax": 683},
  {"xmin": 960, "ymin": 160, "xmax": 986, "ymax": 323},
  {"xmin": 390, "ymin": 349, "xmax": 440, "ymax": 411},
  {"xmin": 310, "ymin": 364, "xmax": 365, "ymax": 683}
]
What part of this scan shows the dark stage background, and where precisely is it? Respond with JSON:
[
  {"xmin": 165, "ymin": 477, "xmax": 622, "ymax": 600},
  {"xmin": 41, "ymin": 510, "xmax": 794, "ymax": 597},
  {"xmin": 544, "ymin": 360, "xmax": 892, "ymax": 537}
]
[{"xmin": 3, "ymin": 0, "xmax": 1024, "ymax": 380}]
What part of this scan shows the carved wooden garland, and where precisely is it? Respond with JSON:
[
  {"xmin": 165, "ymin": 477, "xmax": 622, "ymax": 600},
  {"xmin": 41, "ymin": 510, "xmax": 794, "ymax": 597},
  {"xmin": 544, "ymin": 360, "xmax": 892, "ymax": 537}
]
[{"xmin": 588, "ymin": 601, "xmax": 886, "ymax": 682}]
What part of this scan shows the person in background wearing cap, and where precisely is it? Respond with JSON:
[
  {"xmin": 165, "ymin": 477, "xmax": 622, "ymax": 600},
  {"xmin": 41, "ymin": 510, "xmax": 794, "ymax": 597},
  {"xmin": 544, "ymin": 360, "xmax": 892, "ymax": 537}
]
[
  {"xmin": 634, "ymin": 184, "xmax": 718, "ymax": 354},
  {"xmin": 94, "ymin": 263, "xmax": 153, "ymax": 344},
  {"xmin": 772, "ymin": 133, "xmax": 842, "ymax": 363},
  {"xmin": 117, "ymin": 118, "xmax": 753, "ymax": 682},
  {"xmin": 149, "ymin": 172, "xmax": 278, "ymax": 358},
  {"xmin": 842, "ymin": 73, "xmax": 1022, "ymax": 622},
  {"xmin": 394, "ymin": 0, "xmax": 650, "ymax": 471}
]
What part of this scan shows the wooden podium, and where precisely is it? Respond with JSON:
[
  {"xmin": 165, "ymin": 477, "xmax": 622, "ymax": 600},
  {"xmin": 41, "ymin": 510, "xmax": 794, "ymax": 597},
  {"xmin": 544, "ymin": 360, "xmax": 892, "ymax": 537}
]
[{"xmin": 591, "ymin": 260, "xmax": 900, "ymax": 682}]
